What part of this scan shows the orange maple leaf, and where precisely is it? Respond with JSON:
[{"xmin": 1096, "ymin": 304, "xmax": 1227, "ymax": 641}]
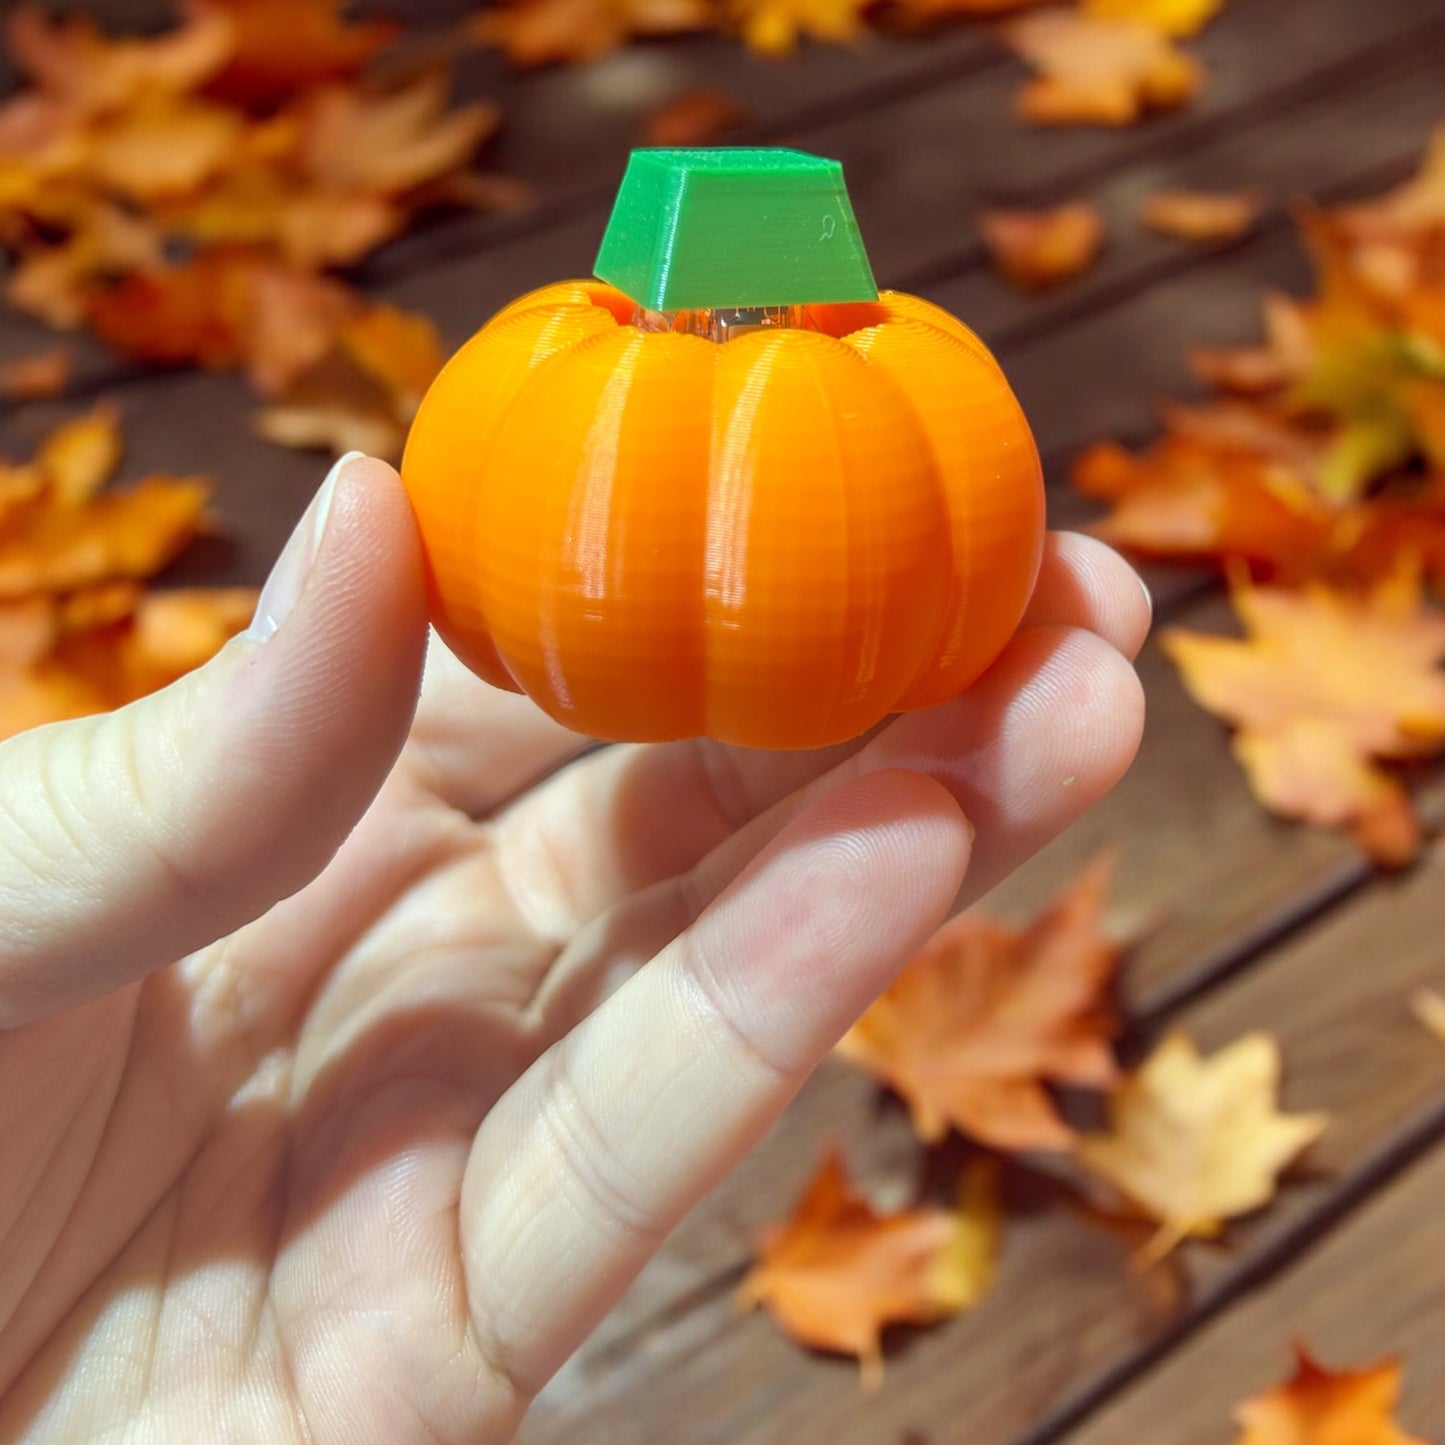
[
  {"xmin": 1163, "ymin": 567, "xmax": 1445, "ymax": 864},
  {"xmin": 1082, "ymin": 0, "xmax": 1223, "ymax": 39},
  {"xmin": 1004, "ymin": 9, "xmax": 1202, "ymax": 128},
  {"xmin": 981, "ymin": 202, "xmax": 1106, "ymax": 290},
  {"xmin": 737, "ymin": 1152, "xmax": 999, "ymax": 1386},
  {"xmin": 0, "ymin": 348, "xmax": 73, "ymax": 401},
  {"xmin": 5, "ymin": 6, "xmax": 235, "ymax": 117},
  {"xmin": 186, "ymin": 0, "xmax": 398, "ymax": 109},
  {"xmin": 0, "ymin": 410, "xmax": 252, "ymax": 743},
  {"xmin": 642, "ymin": 90, "xmax": 750, "ymax": 147},
  {"xmin": 1142, "ymin": 188, "xmax": 1263, "ymax": 245},
  {"xmin": 1234, "ymin": 1347, "xmax": 1428, "ymax": 1445},
  {"xmin": 475, "ymin": 0, "xmax": 713, "ymax": 67},
  {"xmin": 837, "ymin": 857, "xmax": 1121, "ymax": 1151}
]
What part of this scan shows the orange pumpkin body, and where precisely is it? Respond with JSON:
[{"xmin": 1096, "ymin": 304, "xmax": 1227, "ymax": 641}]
[{"xmin": 401, "ymin": 282, "xmax": 1045, "ymax": 750}]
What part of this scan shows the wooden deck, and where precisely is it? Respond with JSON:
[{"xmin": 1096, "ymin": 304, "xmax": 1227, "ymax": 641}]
[{"xmin": 7, "ymin": 0, "xmax": 1445, "ymax": 1438}]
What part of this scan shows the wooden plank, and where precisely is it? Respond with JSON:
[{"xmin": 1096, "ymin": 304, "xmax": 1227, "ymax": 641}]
[
  {"xmin": 1061, "ymin": 1141, "xmax": 1445, "ymax": 1445},
  {"xmin": 519, "ymin": 832, "xmax": 1445, "ymax": 1444},
  {"xmin": 6, "ymin": 0, "xmax": 1438, "ymax": 407},
  {"xmin": 940, "ymin": 37, "xmax": 1445, "ymax": 355}
]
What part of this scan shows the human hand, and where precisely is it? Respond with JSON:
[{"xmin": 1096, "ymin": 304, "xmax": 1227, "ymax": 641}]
[{"xmin": 0, "ymin": 455, "xmax": 1147, "ymax": 1443}]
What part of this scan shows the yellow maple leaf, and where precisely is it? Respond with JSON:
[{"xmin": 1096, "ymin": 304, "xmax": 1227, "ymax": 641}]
[
  {"xmin": 731, "ymin": 0, "xmax": 874, "ymax": 56},
  {"xmin": 737, "ymin": 1153, "xmax": 1000, "ymax": 1387},
  {"xmin": 1082, "ymin": 0, "xmax": 1223, "ymax": 39},
  {"xmin": 1078, "ymin": 1033, "xmax": 1327, "ymax": 1261},
  {"xmin": 1163, "ymin": 568, "xmax": 1445, "ymax": 864},
  {"xmin": 1234, "ymin": 1347, "xmax": 1428, "ymax": 1445}
]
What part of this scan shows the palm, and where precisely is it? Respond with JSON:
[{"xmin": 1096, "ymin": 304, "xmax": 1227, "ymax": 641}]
[
  {"xmin": 0, "ymin": 524, "xmax": 1147, "ymax": 1445},
  {"xmin": 1, "ymin": 646, "xmax": 608, "ymax": 1441}
]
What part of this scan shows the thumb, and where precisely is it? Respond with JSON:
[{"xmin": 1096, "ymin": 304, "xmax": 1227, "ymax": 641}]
[{"xmin": 0, "ymin": 453, "xmax": 430, "ymax": 1028}]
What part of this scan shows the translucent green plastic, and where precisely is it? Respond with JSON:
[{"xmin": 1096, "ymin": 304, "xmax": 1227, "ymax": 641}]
[{"xmin": 593, "ymin": 147, "xmax": 879, "ymax": 311}]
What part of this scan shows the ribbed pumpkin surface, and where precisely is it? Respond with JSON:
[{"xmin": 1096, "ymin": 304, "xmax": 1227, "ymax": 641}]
[{"xmin": 401, "ymin": 282, "xmax": 1045, "ymax": 749}]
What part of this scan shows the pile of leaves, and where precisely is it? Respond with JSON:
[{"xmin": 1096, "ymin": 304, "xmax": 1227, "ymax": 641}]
[
  {"xmin": 740, "ymin": 862, "xmax": 1330, "ymax": 1374},
  {"xmin": 0, "ymin": 405, "xmax": 253, "ymax": 740},
  {"xmin": 0, "ymin": 0, "xmax": 523, "ymax": 736},
  {"xmin": 1074, "ymin": 130, "xmax": 1445, "ymax": 862},
  {"xmin": 740, "ymin": 864, "xmax": 1434, "ymax": 1443},
  {"xmin": 0, "ymin": 2, "xmax": 516, "ymax": 459}
]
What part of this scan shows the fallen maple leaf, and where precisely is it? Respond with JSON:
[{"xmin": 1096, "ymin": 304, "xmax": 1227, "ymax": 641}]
[
  {"xmin": 737, "ymin": 1152, "xmax": 1000, "ymax": 1387},
  {"xmin": 6, "ymin": 5, "xmax": 235, "ymax": 117},
  {"xmin": 293, "ymin": 74, "xmax": 498, "ymax": 200},
  {"xmin": 1410, "ymin": 987, "xmax": 1445, "ymax": 1043},
  {"xmin": 6, "ymin": 204, "xmax": 165, "ymax": 330},
  {"xmin": 837, "ymin": 857, "xmax": 1121, "ymax": 1152},
  {"xmin": 1163, "ymin": 567, "xmax": 1445, "ymax": 864},
  {"xmin": 85, "ymin": 95, "xmax": 245, "ymax": 204},
  {"xmin": 981, "ymin": 202, "xmax": 1105, "ymax": 289},
  {"xmin": 188, "ymin": 0, "xmax": 398, "ymax": 109},
  {"xmin": 1081, "ymin": 0, "xmax": 1223, "ymax": 38},
  {"xmin": 0, "ymin": 476, "xmax": 212, "ymax": 601},
  {"xmin": 732, "ymin": 0, "xmax": 875, "ymax": 55},
  {"xmin": 0, "ymin": 410, "xmax": 252, "ymax": 742},
  {"xmin": 1190, "ymin": 294, "xmax": 1315, "ymax": 395},
  {"xmin": 336, "ymin": 305, "xmax": 446, "ymax": 421},
  {"xmin": 37, "ymin": 403, "xmax": 124, "ymax": 507},
  {"xmin": 891, "ymin": 0, "xmax": 1045, "ymax": 17},
  {"xmin": 1143, "ymin": 188, "xmax": 1264, "ymax": 245},
  {"xmin": 643, "ymin": 90, "xmax": 750, "ymax": 147},
  {"xmin": 0, "ymin": 587, "xmax": 256, "ymax": 743},
  {"xmin": 1004, "ymin": 9, "xmax": 1202, "ymax": 128},
  {"xmin": 1234, "ymin": 1347, "xmax": 1428, "ymax": 1445},
  {"xmin": 1078, "ymin": 1033, "xmax": 1327, "ymax": 1261},
  {"xmin": 475, "ymin": 0, "xmax": 712, "ymax": 66},
  {"xmin": 0, "ymin": 347, "xmax": 73, "ymax": 401}
]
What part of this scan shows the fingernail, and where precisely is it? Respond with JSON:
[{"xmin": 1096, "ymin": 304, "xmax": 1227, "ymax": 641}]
[
  {"xmin": 1139, "ymin": 573, "xmax": 1154, "ymax": 619},
  {"xmin": 246, "ymin": 452, "xmax": 365, "ymax": 641}
]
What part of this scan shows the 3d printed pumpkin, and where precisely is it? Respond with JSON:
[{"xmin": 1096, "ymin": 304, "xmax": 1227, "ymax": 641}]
[{"xmin": 402, "ymin": 149, "xmax": 1045, "ymax": 750}]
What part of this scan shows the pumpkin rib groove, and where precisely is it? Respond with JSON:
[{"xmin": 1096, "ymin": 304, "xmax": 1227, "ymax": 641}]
[{"xmin": 845, "ymin": 325, "xmax": 965, "ymax": 721}]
